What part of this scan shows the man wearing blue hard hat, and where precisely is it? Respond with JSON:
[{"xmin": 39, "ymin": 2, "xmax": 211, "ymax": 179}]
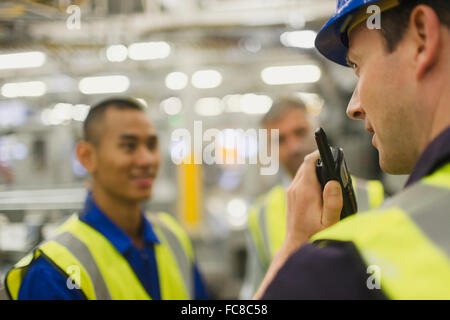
[{"xmin": 254, "ymin": 0, "xmax": 450, "ymax": 299}]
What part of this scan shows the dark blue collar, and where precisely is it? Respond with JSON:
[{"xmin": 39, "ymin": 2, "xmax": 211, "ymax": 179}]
[
  {"xmin": 79, "ymin": 192, "xmax": 160, "ymax": 254},
  {"xmin": 405, "ymin": 126, "xmax": 450, "ymax": 187}
]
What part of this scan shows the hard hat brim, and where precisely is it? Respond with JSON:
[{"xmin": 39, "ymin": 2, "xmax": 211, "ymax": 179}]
[{"xmin": 315, "ymin": 0, "xmax": 381, "ymax": 67}]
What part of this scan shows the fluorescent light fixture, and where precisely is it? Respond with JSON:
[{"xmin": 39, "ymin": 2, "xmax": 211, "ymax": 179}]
[
  {"xmin": 191, "ymin": 70, "xmax": 222, "ymax": 89},
  {"xmin": 194, "ymin": 97, "xmax": 224, "ymax": 116},
  {"xmin": 226, "ymin": 198, "xmax": 248, "ymax": 229},
  {"xmin": 0, "ymin": 51, "xmax": 46, "ymax": 70},
  {"xmin": 240, "ymin": 94, "xmax": 273, "ymax": 114},
  {"xmin": 106, "ymin": 45, "xmax": 128, "ymax": 62},
  {"xmin": 41, "ymin": 103, "xmax": 91, "ymax": 125},
  {"xmin": 227, "ymin": 198, "xmax": 247, "ymax": 217},
  {"xmin": 160, "ymin": 97, "xmax": 182, "ymax": 115},
  {"xmin": 165, "ymin": 72, "xmax": 188, "ymax": 90},
  {"xmin": 223, "ymin": 94, "xmax": 242, "ymax": 113},
  {"xmin": 53, "ymin": 103, "xmax": 73, "ymax": 121},
  {"xmin": 128, "ymin": 42, "xmax": 171, "ymax": 61},
  {"xmin": 72, "ymin": 104, "xmax": 91, "ymax": 121},
  {"xmin": 280, "ymin": 30, "xmax": 317, "ymax": 49},
  {"xmin": 261, "ymin": 65, "xmax": 321, "ymax": 85},
  {"xmin": 1, "ymin": 81, "xmax": 47, "ymax": 98},
  {"xmin": 223, "ymin": 93, "xmax": 272, "ymax": 114},
  {"xmin": 41, "ymin": 104, "xmax": 71, "ymax": 125},
  {"xmin": 41, "ymin": 108, "xmax": 53, "ymax": 126},
  {"xmin": 41, "ymin": 107, "xmax": 64, "ymax": 126},
  {"xmin": 78, "ymin": 75, "xmax": 130, "ymax": 95}
]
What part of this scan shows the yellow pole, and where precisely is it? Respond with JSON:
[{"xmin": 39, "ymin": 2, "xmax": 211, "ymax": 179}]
[{"xmin": 177, "ymin": 154, "xmax": 203, "ymax": 232}]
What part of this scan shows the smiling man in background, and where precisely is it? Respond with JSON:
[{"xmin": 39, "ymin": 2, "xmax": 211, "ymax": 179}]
[{"xmin": 2, "ymin": 97, "xmax": 208, "ymax": 300}]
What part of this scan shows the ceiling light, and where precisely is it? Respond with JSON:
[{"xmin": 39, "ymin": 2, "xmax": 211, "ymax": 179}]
[
  {"xmin": 223, "ymin": 94, "xmax": 242, "ymax": 113},
  {"xmin": 223, "ymin": 94, "xmax": 272, "ymax": 114},
  {"xmin": 240, "ymin": 94, "xmax": 273, "ymax": 114},
  {"xmin": 226, "ymin": 198, "xmax": 248, "ymax": 229},
  {"xmin": 160, "ymin": 97, "xmax": 182, "ymax": 115},
  {"xmin": 0, "ymin": 51, "xmax": 46, "ymax": 70},
  {"xmin": 1, "ymin": 81, "xmax": 47, "ymax": 98},
  {"xmin": 53, "ymin": 103, "xmax": 73, "ymax": 121},
  {"xmin": 106, "ymin": 45, "xmax": 128, "ymax": 62},
  {"xmin": 165, "ymin": 72, "xmax": 188, "ymax": 90},
  {"xmin": 78, "ymin": 75, "xmax": 130, "ymax": 94},
  {"xmin": 280, "ymin": 30, "xmax": 317, "ymax": 49},
  {"xmin": 191, "ymin": 70, "xmax": 222, "ymax": 89},
  {"xmin": 194, "ymin": 97, "xmax": 224, "ymax": 116},
  {"xmin": 261, "ymin": 65, "xmax": 321, "ymax": 85},
  {"xmin": 128, "ymin": 42, "xmax": 171, "ymax": 61},
  {"xmin": 72, "ymin": 104, "xmax": 91, "ymax": 121}
]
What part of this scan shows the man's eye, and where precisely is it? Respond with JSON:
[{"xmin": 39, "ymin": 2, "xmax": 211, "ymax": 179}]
[
  {"xmin": 295, "ymin": 128, "xmax": 306, "ymax": 137},
  {"xmin": 147, "ymin": 137, "xmax": 158, "ymax": 150},
  {"xmin": 122, "ymin": 143, "xmax": 136, "ymax": 151},
  {"xmin": 147, "ymin": 141, "xmax": 157, "ymax": 150}
]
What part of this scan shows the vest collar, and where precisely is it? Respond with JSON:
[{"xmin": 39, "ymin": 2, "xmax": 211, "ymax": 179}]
[
  {"xmin": 406, "ymin": 126, "xmax": 450, "ymax": 188},
  {"xmin": 79, "ymin": 192, "xmax": 160, "ymax": 254}
]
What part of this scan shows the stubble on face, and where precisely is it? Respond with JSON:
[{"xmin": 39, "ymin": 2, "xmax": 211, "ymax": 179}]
[{"xmin": 348, "ymin": 24, "xmax": 423, "ymax": 175}]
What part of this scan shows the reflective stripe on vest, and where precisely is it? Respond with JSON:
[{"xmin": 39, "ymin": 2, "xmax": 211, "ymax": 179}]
[
  {"xmin": 147, "ymin": 213, "xmax": 194, "ymax": 299},
  {"xmin": 248, "ymin": 179, "xmax": 384, "ymax": 267},
  {"xmin": 248, "ymin": 200, "xmax": 268, "ymax": 268},
  {"xmin": 257, "ymin": 205, "xmax": 272, "ymax": 269},
  {"xmin": 352, "ymin": 176, "xmax": 385, "ymax": 212},
  {"xmin": 52, "ymin": 231, "xmax": 111, "ymax": 299},
  {"xmin": 311, "ymin": 164, "xmax": 450, "ymax": 299},
  {"xmin": 4, "ymin": 212, "xmax": 194, "ymax": 300},
  {"xmin": 248, "ymin": 185, "xmax": 285, "ymax": 269}
]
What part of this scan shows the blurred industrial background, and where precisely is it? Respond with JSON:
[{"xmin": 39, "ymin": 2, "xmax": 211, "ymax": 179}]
[{"xmin": 0, "ymin": 0, "xmax": 407, "ymax": 299}]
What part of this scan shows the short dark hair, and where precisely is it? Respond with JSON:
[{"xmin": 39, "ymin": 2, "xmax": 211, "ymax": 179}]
[
  {"xmin": 83, "ymin": 97, "xmax": 146, "ymax": 145},
  {"xmin": 261, "ymin": 96, "xmax": 307, "ymax": 126},
  {"xmin": 381, "ymin": 0, "xmax": 450, "ymax": 52}
]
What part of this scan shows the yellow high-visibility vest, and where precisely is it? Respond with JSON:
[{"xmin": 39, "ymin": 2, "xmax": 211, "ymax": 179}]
[
  {"xmin": 311, "ymin": 163, "xmax": 450, "ymax": 299},
  {"xmin": 3, "ymin": 212, "xmax": 195, "ymax": 300},
  {"xmin": 248, "ymin": 177, "xmax": 384, "ymax": 268}
]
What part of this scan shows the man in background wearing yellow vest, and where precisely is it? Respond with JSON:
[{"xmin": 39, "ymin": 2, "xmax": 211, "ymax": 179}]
[
  {"xmin": 240, "ymin": 97, "xmax": 384, "ymax": 298},
  {"xmin": 254, "ymin": 0, "xmax": 450, "ymax": 299},
  {"xmin": 1, "ymin": 97, "xmax": 209, "ymax": 300}
]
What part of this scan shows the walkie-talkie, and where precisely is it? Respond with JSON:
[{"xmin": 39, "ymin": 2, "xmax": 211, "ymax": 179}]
[{"xmin": 315, "ymin": 127, "xmax": 357, "ymax": 220}]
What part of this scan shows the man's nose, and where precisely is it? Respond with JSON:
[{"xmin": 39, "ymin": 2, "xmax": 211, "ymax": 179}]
[
  {"xmin": 136, "ymin": 146, "xmax": 159, "ymax": 167},
  {"xmin": 346, "ymin": 85, "xmax": 365, "ymax": 120},
  {"xmin": 286, "ymin": 136, "xmax": 301, "ymax": 154}
]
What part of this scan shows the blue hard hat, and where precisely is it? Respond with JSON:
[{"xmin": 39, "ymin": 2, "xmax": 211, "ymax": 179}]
[{"xmin": 315, "ymin": 0, "xmax": 384, "ymax": 66}]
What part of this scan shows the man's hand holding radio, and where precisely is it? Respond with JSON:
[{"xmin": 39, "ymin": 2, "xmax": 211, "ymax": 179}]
[
  {"xmin": 284, "ymin": 150, "xmax": 343, "ymax": 254},
  {"xmin": 253, "ymin": 150, "xmax": 343, "ymax": 299}
]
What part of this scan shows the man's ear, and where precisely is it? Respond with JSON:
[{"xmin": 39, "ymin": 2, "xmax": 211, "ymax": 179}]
[
  {"xmin": 409, "ymin": 5, "xmax": 441, "ymax": 80},
  {"xmin": 76, "ymin": 141, "xmax": 97, "ymax": 173}
]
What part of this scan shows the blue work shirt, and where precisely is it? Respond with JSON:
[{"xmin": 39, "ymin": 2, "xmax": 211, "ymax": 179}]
[{"xmin": 18, "ymin": 193, "xmax": 209, "ymax": 300}]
